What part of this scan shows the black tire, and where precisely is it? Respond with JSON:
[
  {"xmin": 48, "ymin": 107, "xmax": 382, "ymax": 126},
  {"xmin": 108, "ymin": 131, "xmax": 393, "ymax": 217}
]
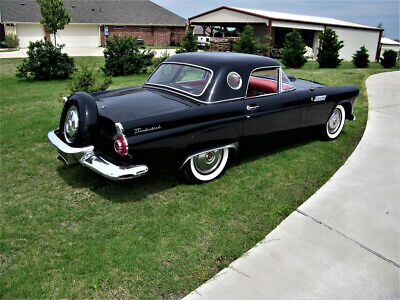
[
  {"xmin": 59, "ymin": 93, "xmax": 98, "ymax": 146},
  {"xmin": 321, "ymin": 104, "xmax": 346, "ymax": 140},
  {"xmin": 182, "ymin": 148, "xmax": 230, "ymax": 183}
]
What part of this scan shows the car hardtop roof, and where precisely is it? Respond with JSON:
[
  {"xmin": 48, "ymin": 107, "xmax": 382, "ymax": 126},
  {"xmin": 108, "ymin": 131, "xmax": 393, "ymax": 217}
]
[{"xmin": 164, "ymin": 52, "xmax": 281, "ymax": 71}]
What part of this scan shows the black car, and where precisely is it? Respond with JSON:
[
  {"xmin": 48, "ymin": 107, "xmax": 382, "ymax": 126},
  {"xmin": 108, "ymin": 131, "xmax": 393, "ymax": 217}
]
[{"xmin": 48, "ymin": 52, "xmax": 359, "ymax": 183}]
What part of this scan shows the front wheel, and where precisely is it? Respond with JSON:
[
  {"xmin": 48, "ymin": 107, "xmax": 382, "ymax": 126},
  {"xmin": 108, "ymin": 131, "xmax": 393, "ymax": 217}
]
[
  {"xmin": 182, "ymin": 148, "xmax": 230, "ymax": 183},
  {"xmin": 321, "ymin": 104, "xmax": 346, "ymax": 140}
]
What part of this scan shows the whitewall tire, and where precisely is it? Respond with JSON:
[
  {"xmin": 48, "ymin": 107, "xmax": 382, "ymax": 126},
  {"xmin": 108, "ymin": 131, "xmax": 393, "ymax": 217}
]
[
  {"xmin": 323, "ymin": 104, "xmax": 346, "ymax": 140},
  {"xmin": 182, "ymin": 148, "xmax": 230, "ymax": 183}
]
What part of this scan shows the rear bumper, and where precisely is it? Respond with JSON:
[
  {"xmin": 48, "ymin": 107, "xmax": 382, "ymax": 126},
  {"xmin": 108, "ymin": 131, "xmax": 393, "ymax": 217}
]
[{"xmin": 47, "ymin": 129, "xmax": 148, "ymax": 180}]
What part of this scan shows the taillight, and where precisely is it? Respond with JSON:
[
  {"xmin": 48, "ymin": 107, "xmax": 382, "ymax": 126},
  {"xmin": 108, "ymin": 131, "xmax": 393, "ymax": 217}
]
[{"xmin": 114, "ymin": 135, "xmax": 128, "ymax": 156}]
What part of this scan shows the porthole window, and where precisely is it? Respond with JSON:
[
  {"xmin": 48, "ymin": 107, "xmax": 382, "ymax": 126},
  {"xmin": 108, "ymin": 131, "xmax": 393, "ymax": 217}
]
[{"xmin": 227, "ymin": 72, "xmax": 242, "ymax": 90}]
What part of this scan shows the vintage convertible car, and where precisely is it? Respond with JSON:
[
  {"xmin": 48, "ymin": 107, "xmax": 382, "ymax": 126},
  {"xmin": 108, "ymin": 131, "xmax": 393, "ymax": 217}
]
[{"xmin": 48, "ymin": 52, "xmax": 359, "ymax": 183}]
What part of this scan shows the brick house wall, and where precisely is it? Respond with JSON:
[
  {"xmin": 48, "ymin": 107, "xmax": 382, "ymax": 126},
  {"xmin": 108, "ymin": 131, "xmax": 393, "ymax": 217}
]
[{"xmin": 101, "ymin": 25, "xmax": 186, "ymax": 46}]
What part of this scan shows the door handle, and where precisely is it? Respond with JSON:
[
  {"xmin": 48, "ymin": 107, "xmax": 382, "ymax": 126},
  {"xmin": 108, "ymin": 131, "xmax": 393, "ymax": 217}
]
[{"xmin": 246, "ymin": 104, "xmax": 259, "ymax": 111}]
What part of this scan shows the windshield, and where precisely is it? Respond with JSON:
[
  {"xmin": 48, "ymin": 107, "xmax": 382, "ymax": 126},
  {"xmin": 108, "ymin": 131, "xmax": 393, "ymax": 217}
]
[
  {"xmin": 146, "ymin": 63, "xmax": 212, "ymax": 96},
  {"xmin": 282, "ymin": 71, "xmax": 295, "ymax": 91}
]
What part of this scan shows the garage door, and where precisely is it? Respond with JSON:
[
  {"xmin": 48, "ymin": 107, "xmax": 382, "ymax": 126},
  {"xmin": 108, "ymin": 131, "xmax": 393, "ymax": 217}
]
[
  {"xmin": 51, "ymin": 25, "xmax": 100, "ymax": 48},
  {"xmin": 16, "ymin": 24, "xmax": 45, "ymax": 48}
]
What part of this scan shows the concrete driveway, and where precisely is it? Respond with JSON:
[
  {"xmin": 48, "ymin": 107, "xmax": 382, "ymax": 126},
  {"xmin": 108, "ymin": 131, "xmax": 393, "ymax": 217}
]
[
  {"xmin": 0, "ymin": 47, "xmax": 176, "ymax": 58},
  {"xmin": 184, "ymin": 71, "xmax": 400, "ymax": 299}
]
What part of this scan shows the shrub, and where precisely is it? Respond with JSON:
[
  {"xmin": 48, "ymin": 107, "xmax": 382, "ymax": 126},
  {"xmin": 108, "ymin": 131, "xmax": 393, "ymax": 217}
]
[
  {"xmin": 147, "ymin": 51, "xmax": 170, "ymax": 73},
  {"xmin": 102, "ymin": 35, "xmax": 154, "ymax": 76},
  {"xmin": 4, "ymin": 33, "xmax": 19, "ymax": 48},
  {"xmin": 16, "ymin": 40, "xmax": 75, "ymax": 80},
  {"xmin": 281, "ymin": 29, "xmax": 307, "ymax": 68},
  {"xmin": 233, "ymin": 25, "xmax": 259, "ymax": 54},
  {"xmin": 352, "ymin": 46, "xmax": 369, "ymax": 68},
  {"xmin": 175, "ymin": 30, "xmax": 198, "ymax": 53},
  {"xmin": 380, "ymin": 49, "xmax": 398, "ymax": 68},
  {"xmin": 270, "ymin": 48, "xmax": 282, "ymax": 59},
  {"xmin": 317, "ymin": 28, "xmax": 344, "ymax": 68},
  {"xmin": 68, "ymin": 65, "xmax": 112, "ymax": 94}
]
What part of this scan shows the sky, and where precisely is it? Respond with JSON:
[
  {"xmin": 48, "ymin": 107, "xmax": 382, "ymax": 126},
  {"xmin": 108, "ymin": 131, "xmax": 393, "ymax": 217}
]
[{"xmin": 153, "ymin": 0, "xmax": 400, "ymax": 40}]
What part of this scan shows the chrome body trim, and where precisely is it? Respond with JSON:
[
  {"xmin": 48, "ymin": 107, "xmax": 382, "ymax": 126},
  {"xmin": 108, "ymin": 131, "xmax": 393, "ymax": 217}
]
[
  {"xmin": 227, "ymin": 71, "xmax": 242, "ymax": 90},
  {"xmin": 180, "ymin": 142, "xmax": 239, "ymax": 169},
  {"xmin": 47, "ymin": 129, "xmax": 148, "ymax": 180},
  {"xmin": 145, "ymin": 62, "xmax": 214, "ymax": 97}
]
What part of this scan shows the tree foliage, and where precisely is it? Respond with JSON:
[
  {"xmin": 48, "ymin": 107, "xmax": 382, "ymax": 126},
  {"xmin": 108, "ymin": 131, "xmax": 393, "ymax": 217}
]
[
  {"xmin": 380, "ymin": 49, "xmax": 398, "ymax": 68},
  {"xmin": 352, "ymin": 46, "xmax": 369, "ymax": 68},
  {"xmin": 102, "ymin": 35, "xmax": 154, "ymax": 76},
  {"xmin": 68, "ymin": 65, "xmax": 112, "ymax": 94},
  {"xmin": 176, "ymin": 30, "xmax": 198, "ymax": 53},
  {"xmin": 317, "ymin": 28, "xmax": 344, "ymax": 68},
  {"xmin": 233, "ymin": 25, "xmax": 260, "ymax": 54},
  {"xmin": 263, "ymin": 34, "xmax": 273, "ymax": 56},
  {"xmin": 281, "ymin": 29, "xmax": 307, "ymax": 68},
  {"xmin": 36, "ymin": 0, "xmax": 71, "ymax": 45},
  {"xmin": 16, "ymin": 40, "xmax": 75, "ymax": 80}
]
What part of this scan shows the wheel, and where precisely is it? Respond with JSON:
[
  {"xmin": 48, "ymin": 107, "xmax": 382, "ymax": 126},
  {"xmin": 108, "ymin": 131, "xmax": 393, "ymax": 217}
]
[
  {"xmin": 322, "ymin": 104, "xmax": 346, "ymax": 140},
  {"xmin": 182, "ymin": 148, "xmax": 230, "ymax": 183},
  {"xmin": 58, "ymin": 93, "xmax": 98, "ymax": 146},
  {"xmin": 59, "ymin": 101, "xmax": 83, "ymax": 146}
]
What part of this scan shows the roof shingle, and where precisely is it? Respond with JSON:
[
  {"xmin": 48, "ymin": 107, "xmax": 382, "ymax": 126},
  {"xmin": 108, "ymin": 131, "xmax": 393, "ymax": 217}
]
[{"xmin": 0, "ymin": 0, "xmax": 186, "ymax": 26}]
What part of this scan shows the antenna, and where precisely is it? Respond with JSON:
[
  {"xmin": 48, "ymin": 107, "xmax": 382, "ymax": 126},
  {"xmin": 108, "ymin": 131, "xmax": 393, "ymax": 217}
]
[{"xmin": 310, "ymin": 50, "xmax": 315, "ymax": 91}]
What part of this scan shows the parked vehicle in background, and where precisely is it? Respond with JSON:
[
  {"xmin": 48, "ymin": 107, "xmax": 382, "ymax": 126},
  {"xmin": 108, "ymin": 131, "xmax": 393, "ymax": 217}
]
[
  {"xmin": 48, "ymin": 52, "xmax": 359, "ymax": 183},
  {"xmin": 197, "ymin": 36, "xmax": 210, "ymax": 47}
]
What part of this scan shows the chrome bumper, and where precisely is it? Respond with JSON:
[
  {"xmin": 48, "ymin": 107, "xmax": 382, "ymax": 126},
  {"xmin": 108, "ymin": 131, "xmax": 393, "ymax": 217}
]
[{"xmin": 47, "ymin": 129, "xmax": 148, "ymax": 180}]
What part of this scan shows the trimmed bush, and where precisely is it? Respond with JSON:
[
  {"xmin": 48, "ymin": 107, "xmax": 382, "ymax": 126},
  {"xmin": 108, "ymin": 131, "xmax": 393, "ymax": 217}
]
[
  {"xmin": 102, "ymin": 36, "xmax": 154, "ymax": 76},
  {"xmin": 281, "ymin": 29, "xmax": 307, "ymax": 69},
  {"xmin": 68, "ymin": 65, "xmax": 112, "ymax": 94},
  {"xmin": 16, "ymin": 40, "xmax": 75, "ymax": 80},
  {"xmin": 233, "ymin": 25, "xmax": 260, "ymax": 54},
  {"xmin": 352, "ymin": 46, "xmax": 369, "ymax": 68},
  {"xmin": 4, "ymin": 33, "xmax": 19, "ymax": 48},
  {"xmin": 380, "ymin": 49, "xmax": 398, "ymax": 68},
  {"xmin": 317, "ymin": 28, "xmax": 344, "ymax": 68},
  {"xmin": 175, "ymin": 30, "xmax": 198, "ymax": 53},
  {"xmin": 147, "ymin": 51, "xmax": 170, "ymax": 73}
]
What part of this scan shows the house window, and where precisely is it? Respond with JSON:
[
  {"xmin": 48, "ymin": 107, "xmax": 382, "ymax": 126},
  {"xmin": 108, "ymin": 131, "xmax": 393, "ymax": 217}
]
[{"xmin": 114, "ymin": 26, "xmax": 125, "ymax": 30}]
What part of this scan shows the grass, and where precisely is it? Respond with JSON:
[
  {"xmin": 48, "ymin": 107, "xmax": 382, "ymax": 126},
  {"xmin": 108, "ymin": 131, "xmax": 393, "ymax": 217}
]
[
  {"xmin": 0, "ymin": 57, "xmax": 398, "ymax": 298},
  {"xmin": 0, "ymin": 48, "xmax": 19, "ymax": 52}
]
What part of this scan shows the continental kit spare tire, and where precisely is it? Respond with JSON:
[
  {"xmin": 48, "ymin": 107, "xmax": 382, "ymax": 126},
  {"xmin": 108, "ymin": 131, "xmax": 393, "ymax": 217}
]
[{"xmin": 59, "ymin": 92, "xmax": 98, "ymax": 147}]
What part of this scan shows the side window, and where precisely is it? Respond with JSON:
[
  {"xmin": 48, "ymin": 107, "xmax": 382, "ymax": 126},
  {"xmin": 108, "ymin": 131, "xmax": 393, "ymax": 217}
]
[
  {"xmin": 247, "ymin": 68, "xmax": 279, "ymax": 98},
  {"xmin": 282, "ymin": 71, "xmax": 295, "ymax": 91}
]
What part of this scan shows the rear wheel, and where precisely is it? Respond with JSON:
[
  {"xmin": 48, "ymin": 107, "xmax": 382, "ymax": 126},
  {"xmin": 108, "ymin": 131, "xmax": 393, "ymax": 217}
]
[
  {"xmin": 182, "ymin": 148, "xmax": 229, "ymax": 183},
  {"xmin": 321, "ymin": 104, "xmax": 346, "ymax": 140}
]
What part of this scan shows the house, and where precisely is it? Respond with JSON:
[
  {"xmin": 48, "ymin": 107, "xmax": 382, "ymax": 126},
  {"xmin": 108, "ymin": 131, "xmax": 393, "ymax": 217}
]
[
  {"xmin": 0, "ymin": 0, "xmax": 187, "ymax": 48},
  {"xmin": 189, "ymin": 6, "xmax": 384, "ymax": 61},
  {"xmin": 380, "ymin": 37, "xmax": 400, "ymax": 57}
]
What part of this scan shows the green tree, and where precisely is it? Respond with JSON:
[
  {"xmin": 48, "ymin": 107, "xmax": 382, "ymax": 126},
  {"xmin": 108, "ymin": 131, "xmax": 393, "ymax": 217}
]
[
  {"xmin": 281, "ymin": 29, "xmax": 307, "ymax": 68},
  {"xmin": 36, "ymin": 0, "xmax": 71, "ymax": 46},
  {"xmin": 233, "ymin": 25, "xmax": 260, "ymax": 54},
  {"xmin": 352, "ymin": 46, "xmax": 369, "ymax": 68},
  {"xmin": 317, "ymin": 28, "xmax": 344, "ymax": 68},
  {"xmin": 263, "ymin": 34, "xmax": 273, "ymax": 56},
  {"xmin": 176, "ymin": 30, "xmax": 198, "ymax": 53}
]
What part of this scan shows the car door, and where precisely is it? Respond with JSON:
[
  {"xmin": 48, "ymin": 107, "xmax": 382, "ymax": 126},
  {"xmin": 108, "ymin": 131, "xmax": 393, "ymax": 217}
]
[
  {"xmin": 243, "ymin": 68, "xmax": 301, "ymax": 137},
  {"xmin": 296, "ymin": 89, "xmax": 335, "ymax": 127}
]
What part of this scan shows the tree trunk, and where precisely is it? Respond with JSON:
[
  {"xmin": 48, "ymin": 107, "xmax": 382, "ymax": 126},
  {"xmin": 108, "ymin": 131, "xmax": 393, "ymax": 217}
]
[{"xmin": 54, "ymin": 33, "xmax": 57, "ymax": 46}]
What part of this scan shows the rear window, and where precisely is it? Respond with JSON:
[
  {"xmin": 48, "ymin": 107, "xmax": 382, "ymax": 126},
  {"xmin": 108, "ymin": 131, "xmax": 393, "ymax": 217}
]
[{"xmin": 146, "ymin": 63, "xmax": 212, "ymax": 96}]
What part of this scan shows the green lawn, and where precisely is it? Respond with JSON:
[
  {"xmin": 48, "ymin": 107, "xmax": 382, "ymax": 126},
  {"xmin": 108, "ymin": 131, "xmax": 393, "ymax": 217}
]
[{"xmin": 0, "ymin": 57, "xmax": 398, "ymax": 298}]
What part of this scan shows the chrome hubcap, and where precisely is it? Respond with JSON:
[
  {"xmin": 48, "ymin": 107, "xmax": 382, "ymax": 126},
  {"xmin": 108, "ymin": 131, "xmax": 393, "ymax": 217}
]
[
  {"xmin": 193, "ymin": 149, "xmax": 223, "ymax": 175},
  {"xmin": 328, "ymin": 108, "xmax": 342, "ymax": 134},
  {"xmin": 64, "ymin": 106, "xmax": 79, "ymax": 143}
]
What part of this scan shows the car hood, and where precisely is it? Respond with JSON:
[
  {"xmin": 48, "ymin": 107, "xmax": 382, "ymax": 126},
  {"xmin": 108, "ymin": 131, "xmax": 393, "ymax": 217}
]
[{"xmin": 95, "ymin": 87, "xmax": 192, "ymax": 123}]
